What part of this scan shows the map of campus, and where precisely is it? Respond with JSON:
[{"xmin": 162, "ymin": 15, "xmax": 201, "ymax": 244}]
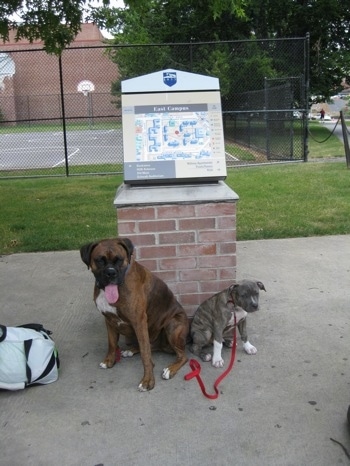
[
  {"xmin": 122, "ymin": 95, "xmax": 227, "ymax": 183},
  {"xmin": 133, "ymin": 104, "xmax": 213, "ymax": 161}
]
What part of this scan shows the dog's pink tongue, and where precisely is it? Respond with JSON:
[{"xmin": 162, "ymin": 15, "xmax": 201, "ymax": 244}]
[{"xmin": 105, "ymin": 284, "xmax": 119, "ymax": 304}]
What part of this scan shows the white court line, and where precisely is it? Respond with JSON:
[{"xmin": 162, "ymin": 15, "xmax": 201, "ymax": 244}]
[
  {"xmin": 52, "ymin": 148, "xmax": 80, "ymax": 167},
  {"xmin": 0, "ymin": 146, "xmax": 64, "ymax": 152},
  {"xmin": 225, "ymin": 151, "xmax": 240, "ymax": 161}
]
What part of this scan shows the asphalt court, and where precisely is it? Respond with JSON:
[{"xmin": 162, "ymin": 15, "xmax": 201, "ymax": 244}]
[
  {"xmin": 0, "ymin": 128, "xmax": 124, "ymax": 170},
  {"xmin": 0, "ymin": 127, "xmax": 245, "ymax": 172}
]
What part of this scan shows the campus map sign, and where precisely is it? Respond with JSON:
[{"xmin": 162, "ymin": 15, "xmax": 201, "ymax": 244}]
[{"xmin": 121, "ymin": 69, "xmax": 227, "ymax": 185}]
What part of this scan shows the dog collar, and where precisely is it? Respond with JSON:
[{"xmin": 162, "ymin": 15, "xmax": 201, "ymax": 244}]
[{"xmin": 227, "ymin": 294, "xmax": 235, "ymax": 306}]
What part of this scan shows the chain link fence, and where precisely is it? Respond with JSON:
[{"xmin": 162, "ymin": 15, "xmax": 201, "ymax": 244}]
[{"xmin": 0, "ymin": 36, "xmax": 308, "ymax": 178}]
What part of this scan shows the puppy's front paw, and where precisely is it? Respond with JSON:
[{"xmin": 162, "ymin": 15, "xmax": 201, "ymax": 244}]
[
  {"xmin": 212, "ymin": 358, "xmax": 224, "ymax": 368},
  {"xmin": 224, "ymin": 339, "xmax": 234, "ymax": 348},
  {"xmin": 121, "ymin": 350, "xmax": 134, "ymax": 358},
  {"xmin": 212, "ymin": 340, "xmax": 224, "ymax": 367},
  {"xmin": 243, "ymin": 341, "xmax": 257, "ymax": 355},
  {"xmin": 200, "ymin": 352, "xmax": 212, "ymax": 362}
]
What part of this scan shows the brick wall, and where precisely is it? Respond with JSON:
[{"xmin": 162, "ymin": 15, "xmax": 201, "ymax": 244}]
[
  {"xmin": 0, "ymin": 23, "xmax": 119, "ymax": 121},
  {"xmin": 116, "ymin": 200, "xmax": 237, "ymax": 317}
]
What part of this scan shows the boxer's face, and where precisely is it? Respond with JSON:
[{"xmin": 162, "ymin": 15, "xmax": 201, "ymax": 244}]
[
  {"xmin": 80, "ymin": 238, "xmax": 133, "ymax": 292},
  {"xmin": 82, "ymin": 239, "xmax": 133, "ymax": 305},
  {"xmin": 90, "ymin": 241, "xmax": 130, "ymax": 289}
]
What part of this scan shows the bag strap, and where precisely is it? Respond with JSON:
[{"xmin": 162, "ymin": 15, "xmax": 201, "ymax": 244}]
[
  {"xmin": 29, "ymin": 352, "xmax": 58, "ymax": 386},
  {"xmin": 23, "ymin": 339, "xmax": 33, "ymax": 384},
  {"xmin": 17, "ymin": 323, "xmax": 52, "ymax": 336},
  {"xmin": 0, "ymin": 324, "xmax": 6, "ymax": 342}
]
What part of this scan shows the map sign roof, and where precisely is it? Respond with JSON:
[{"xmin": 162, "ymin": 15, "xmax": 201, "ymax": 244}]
[{"xmin": 122, "ymin": 69, "xmax": 220, "ymax": 93}]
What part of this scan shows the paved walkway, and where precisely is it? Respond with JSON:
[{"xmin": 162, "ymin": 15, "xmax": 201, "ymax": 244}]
[
  {"xmin": 324, "ymin": 119, "xmax": 344, "ymax": 142},
  {"xmin": 1, "ymin": 235, "xmax": 350, "ymax": 465}
]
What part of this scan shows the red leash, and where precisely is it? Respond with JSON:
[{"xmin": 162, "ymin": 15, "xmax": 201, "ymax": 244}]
[{"xmin": 184, "ymin": 315, "xmax": 237, "ymax": 399}]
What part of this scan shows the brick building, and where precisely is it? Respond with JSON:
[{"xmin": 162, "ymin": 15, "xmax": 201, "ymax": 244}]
[{"xmin": 0, "ymin": 23, "xmax": 119, "ymax": 122}]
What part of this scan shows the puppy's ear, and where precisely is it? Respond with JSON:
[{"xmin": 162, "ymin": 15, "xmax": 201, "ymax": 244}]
[
  {"xmin": 80, "ymin": 242, "xmax": 98, "ymax": 268},
  {"xmin": 229, "ymin": 284, "xmax": 240, "ymax": 296},
  {"xmin": 257, "ymin": 281, "xmax": 266, "ymax": 292},
  {"xmin": 118, "ymin": 237, "xmax": 134, "ymax": 263}
]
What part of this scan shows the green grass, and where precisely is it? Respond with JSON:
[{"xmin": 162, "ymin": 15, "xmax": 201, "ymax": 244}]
[
  {"xmin": 225, "ymin": 144, "xmax": 256, "ymax": 161},
  {"xmin": 1, "ymin": 162, "xmax": 350, "ymax": 254},
  {"xmin": 228, "ymin": 162, "xmax": 350, "ymax": 240},
  {"xmin": 223, "ymin": 119, "xmax": 346, "ymax": 161},
  {"xmin": 0, "ymin": 163, "xmax": 123, "ymax": 178},
  {"xmin": 307, "ymin": 121, "xmax": 345, "ymax": 159},
  {"xmin": 0, "ymin": 120, "xmax": 122, "ymax": 134},
  {"xmin": 0, "ymin": 175, "xmax": 123, "ymax": 254}
]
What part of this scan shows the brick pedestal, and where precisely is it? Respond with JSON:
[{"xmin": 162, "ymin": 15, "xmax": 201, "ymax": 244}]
[{"xmin": 114, "ymin": 181, "xmax": 239, "ymax": 317}]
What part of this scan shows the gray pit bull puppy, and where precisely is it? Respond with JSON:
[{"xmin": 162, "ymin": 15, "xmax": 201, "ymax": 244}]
[{"xmin": 190, "ymin": 280, "xmax": 266, "ymax": 368}]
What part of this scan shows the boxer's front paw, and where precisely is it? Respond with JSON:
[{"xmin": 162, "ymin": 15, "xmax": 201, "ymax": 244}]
[
  {"xmin": 243, "ymin": 341, "xmax": 257, "ymax": 355},
  {"xmin": 99, "ymin": 354, "xmax": 115, "ymax": 368},
  {"xmin": 121, "ymin": 350, "xmax": 134, "ymax": 358},
  {"xmin": 138, "ymin": 376, "xmax": 155, "ymax": 391},
  {"xmin": 162, "ymin": 367, "xmax": 171, "ymax": 380}
]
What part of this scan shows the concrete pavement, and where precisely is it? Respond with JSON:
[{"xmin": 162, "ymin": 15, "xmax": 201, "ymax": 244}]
[{"xmin": 1, "ymin": 235, "xmax": 350, "ymax": 465}]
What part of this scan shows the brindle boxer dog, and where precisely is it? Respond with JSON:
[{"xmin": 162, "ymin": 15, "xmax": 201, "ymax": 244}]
[
  {"xmin": 80, "ymin": 237, "xmax": 189, "ymax": 391},
  {"xmin": 190, "ymin": 280, "xmax": 266, "ymax": 368}
]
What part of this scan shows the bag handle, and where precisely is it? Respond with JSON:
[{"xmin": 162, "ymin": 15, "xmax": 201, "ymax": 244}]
[
  {"xmin": 17, "ymin": 323, "xmax": 52, "ymax": 335},
  {"xmin": 0, "ymin": 325, "xmax": 6, "ymax": 342}
]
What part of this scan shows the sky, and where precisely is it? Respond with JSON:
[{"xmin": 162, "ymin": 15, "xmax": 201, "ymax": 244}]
[
  {"xmin": 89, "ymin": 0, "xmax": 125, "ymax": 38},
  {"xmin": 9, "ymin": 1, "xmax": 125, "ymax": 29}
]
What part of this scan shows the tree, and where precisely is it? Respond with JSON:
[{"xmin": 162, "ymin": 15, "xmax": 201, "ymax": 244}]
[
  {"xmin": 0, "ymin": 0, "xmax": 115, "ymax": 55},
  {"xmin": 2, "ymin": 0, "xmax": 349, "ymax": 98},
  {"xmin": 100, "ymin": 1, "xmax": 297, "ymax": 108},
  {"xmin": 247, "ymin": 0, "xmax": 350, "ymax": 99},
  {"xmin": 97, "ymin": 0, "xmax": 350, "ymax": 100},
  {"xmin": 99, "ymin": 0, "xmax": 258, "ymax": 104},
  {"xmin": 0, "ymin": 0, "xmax": 246, "ymax": 55}
]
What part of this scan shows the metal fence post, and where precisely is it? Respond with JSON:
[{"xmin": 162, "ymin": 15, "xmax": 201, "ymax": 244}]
[
  {"xmin": 340, "ymin": 110, "xmax": 350, "ymax": 168},
  {"xmin": 58, "ymin": 54, "xmax": 69, "ymax": 176},
  {"xmin": 304, "ymin": 33, "xmax": 310, "ymax": 162}
]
